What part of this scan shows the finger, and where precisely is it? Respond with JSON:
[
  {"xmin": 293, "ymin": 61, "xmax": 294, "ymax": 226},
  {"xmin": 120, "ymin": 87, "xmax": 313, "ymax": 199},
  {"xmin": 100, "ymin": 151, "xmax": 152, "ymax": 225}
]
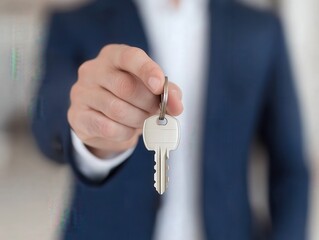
[
  {"xmin": 80, "ymin": 86, "xmax": 150, "ymax": 129},
  {"xmin": 97, "ymin": 70, "xmax": 160, "ymax": 113},
  {"xmin": 101, "ymin": 44, "xmax": 165, "ymax": 94},
  {"xmin": 74, "ymin": 108, "xmax": 136, "ymax": 142},
  {"xmin": 166, "ymin": 82, "xmax": 183, "ymax": 116}
]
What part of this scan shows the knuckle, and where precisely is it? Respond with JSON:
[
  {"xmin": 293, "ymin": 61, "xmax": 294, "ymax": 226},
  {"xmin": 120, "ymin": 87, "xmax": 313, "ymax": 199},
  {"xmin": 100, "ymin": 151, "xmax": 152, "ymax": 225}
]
[
  {"xmin": 120, "ymin": 46, "xmax": 146, "ymax": 66},
  {"xmin": 77, "ymin": 132, "xmax": 90, "ymax": 142},
  {"xmin": 70, "ymin": 84, "xmax": 80, "ymax": 102},
  {"xmin": 132, "ymin": 113, "xmax": 148, "ymax": 129},
  {"xmin": 78, "ymin": 62, "xmax": 89, "ymax": 76},
  {"xmin": 123, "ymin": 128, "xmax": 136, "ymax": 140},
  {"xmin": 101, "ymin": 44, "xmax": 126, "ymax": 59},
  {"xmin": 129, "ymin": 135, "xmax": 139, "ymax": 145},
  {"xmin": 100, "ymin": 44, "xmax": 115, "ymax": 56},
  {"xmin": 104, "ymin": 127, "xmax": 117, "ymax": 140},
  {"xmin": 74, "ymin": 127, "xmax": 89, "ymax": 142},
  {"xmin": 130, "ymin": 47, "xmax": 147, "ymax": 58},
  {"xmin": 91, "ymin": 117, "xmax": 116, "ymax": 139},
  {"xmin": 123, "ymin": 135, "xmax": 139, "ymax": 149},
  {"xmin": 148, "ymin": 65, "xmax": 161, "ymax": 77},
  {"xmin": 78, "ymin": 60, "xmax": 95, "ymax": 77},
  {"xmin": 67, "ymin": 107, "xmax": 75, "ymax": 126},
  {"xmin": 87, "ymin": 116, "xmax": 100, "ymax": 136},
  {"xmin": 109, "ymin": 98, "xmax": 126, "ymax": 119},
  {"xmin": 67, "ymin": 108, "xmax": 87, "ymax": 140},
  {"xmin": 138, "ymin": 61, "xmax": 157, "ymax": 79},
  {"xmin": 116, "ymin": 75, "xmax": 137, "ymax": 99}
]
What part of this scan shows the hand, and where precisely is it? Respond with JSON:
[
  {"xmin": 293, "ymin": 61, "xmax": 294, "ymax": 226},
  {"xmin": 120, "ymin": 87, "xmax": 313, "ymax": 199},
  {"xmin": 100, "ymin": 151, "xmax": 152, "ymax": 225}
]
[{"xmin": 68, "ymin": 44, "xmax": 183, "ymax": 158}]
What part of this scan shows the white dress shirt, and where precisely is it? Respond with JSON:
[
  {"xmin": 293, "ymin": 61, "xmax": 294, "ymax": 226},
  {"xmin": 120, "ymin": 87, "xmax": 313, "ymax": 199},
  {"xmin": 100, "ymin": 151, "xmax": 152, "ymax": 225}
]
[{"xmin": 71, "ymin": 0, "xmax": 209, "ymax": 239}]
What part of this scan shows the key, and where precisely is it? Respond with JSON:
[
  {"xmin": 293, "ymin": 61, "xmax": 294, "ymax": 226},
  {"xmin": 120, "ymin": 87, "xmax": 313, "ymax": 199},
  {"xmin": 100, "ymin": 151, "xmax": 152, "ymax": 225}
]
[
  {"xmin": 143, "ymin": 115, "xmax": 180, "ymax": 194},
  {"xmin": 142, "ymin": 76, "xmax": 180, "ymax": 194}
]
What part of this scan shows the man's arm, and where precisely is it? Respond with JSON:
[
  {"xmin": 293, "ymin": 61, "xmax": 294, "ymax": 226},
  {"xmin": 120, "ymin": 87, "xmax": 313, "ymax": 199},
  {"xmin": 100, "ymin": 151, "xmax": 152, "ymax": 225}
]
[
  {"xmin": 260, "ymin": 19, "xmax": 309, "ymax": 240},
  {"xmin": 32, "ymin": 13, "xmax": 183, "ymax": 185}
]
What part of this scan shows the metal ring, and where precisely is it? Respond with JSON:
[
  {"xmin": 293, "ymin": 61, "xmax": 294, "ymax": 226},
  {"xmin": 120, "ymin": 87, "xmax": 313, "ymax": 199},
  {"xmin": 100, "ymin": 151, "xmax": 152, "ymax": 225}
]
[{"xmin": 159, "ymin": 76, "xmax": 168, "ymax": 120}]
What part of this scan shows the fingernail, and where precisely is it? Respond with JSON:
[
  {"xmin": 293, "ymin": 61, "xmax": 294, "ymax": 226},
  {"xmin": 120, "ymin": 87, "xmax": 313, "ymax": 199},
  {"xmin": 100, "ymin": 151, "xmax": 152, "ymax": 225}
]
[
  {"xmin": 148, "ymin": 77, "xmax": 160, "ymax": 92},
  {"xmin": 171, "ymin": 89, "xmax": 182, "ymax": 100}
]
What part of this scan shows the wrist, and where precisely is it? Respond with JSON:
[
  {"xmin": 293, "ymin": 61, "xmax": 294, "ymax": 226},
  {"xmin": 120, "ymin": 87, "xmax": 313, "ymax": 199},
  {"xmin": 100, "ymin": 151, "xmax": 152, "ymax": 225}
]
[{"xmin": 85, "ymin": 145, "xmax": 125, "ymax": 159}]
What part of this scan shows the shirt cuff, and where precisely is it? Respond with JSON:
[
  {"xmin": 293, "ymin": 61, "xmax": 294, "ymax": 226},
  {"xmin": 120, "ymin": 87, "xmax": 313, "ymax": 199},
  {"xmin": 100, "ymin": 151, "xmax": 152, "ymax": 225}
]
[{"xmin": 71, "ymin": 130, "xmax": 135, "ymax": 181}]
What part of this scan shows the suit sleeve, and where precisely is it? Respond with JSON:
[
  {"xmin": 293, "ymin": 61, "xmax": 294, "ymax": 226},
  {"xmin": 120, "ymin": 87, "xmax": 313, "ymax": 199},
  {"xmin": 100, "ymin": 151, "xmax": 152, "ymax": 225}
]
[
  {"xmin": 31, "ymin": 13, "xmax": 127, "ymax": 186},
  {"xmin": 32, "ymin": 13, "xmax": 78, "ymax": 164},
  {"xmin": 260, "ymin": 19, "xmax": 309, "ymax": 240}
]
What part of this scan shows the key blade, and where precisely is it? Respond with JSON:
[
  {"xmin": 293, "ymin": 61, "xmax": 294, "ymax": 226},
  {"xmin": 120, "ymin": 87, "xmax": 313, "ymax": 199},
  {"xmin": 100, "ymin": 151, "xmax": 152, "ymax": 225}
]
[
  {"xmin": 154, "ymin": 149, "xmax": 161, "ymax": 194},
  {"xmin": 160, "ymin": 148, "xmax": 168, "ymax": 194},
  {"xmin": 154, "ymin": 148, "xmax": 168, "ymax": 195}
]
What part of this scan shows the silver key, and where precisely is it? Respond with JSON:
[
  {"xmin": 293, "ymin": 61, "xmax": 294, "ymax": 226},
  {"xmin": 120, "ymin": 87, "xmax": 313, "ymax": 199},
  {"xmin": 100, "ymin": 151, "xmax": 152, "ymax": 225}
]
[
  {"xmin": 143, "ymin": 115, "xmax": 180, "ymax": 194},
  {"xmin": 142, "ymin": 77, "xmax": 180, "ymax": 194}
]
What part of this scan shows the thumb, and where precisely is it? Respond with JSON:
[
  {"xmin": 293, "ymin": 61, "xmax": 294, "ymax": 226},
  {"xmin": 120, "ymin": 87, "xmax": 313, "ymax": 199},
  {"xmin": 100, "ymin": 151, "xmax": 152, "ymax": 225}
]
[{"xmin": 166, "ymin": 82, "xmax": 183, "ymax": 116}]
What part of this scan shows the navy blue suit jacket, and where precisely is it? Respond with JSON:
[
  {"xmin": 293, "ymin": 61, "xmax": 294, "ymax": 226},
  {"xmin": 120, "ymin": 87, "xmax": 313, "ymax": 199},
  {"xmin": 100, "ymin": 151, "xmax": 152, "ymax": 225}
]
[{"xmin": 32, "ymin": 0, "xmax": 309, "ymax": 239}]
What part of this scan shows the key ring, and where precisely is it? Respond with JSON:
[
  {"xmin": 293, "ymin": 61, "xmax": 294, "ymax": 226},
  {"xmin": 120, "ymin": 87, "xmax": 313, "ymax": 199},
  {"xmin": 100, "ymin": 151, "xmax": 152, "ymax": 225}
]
[{"xmin": 159, "ymin": 76, "xmax": 168, "ymax": 121}]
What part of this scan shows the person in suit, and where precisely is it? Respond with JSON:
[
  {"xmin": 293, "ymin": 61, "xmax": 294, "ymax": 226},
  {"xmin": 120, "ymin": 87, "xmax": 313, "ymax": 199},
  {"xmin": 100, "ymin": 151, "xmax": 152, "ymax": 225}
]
[{"xmin": 32, "ymin": 0, "xmax": 309, "ymax": 239}]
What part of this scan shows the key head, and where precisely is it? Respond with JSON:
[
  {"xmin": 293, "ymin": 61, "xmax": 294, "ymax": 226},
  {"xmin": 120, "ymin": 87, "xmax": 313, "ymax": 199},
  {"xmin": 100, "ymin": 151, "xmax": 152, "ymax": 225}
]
[{"xmin": 143, "ymin": 115, "xmax": 180, "ymax": 152}]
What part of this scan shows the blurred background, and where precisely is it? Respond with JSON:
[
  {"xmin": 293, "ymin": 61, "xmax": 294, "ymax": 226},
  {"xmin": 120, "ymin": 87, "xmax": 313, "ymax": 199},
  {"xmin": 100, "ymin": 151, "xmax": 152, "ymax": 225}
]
[{"xmin": 0, "ymin": 0, "xmax": 318, "ymax": 239}]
